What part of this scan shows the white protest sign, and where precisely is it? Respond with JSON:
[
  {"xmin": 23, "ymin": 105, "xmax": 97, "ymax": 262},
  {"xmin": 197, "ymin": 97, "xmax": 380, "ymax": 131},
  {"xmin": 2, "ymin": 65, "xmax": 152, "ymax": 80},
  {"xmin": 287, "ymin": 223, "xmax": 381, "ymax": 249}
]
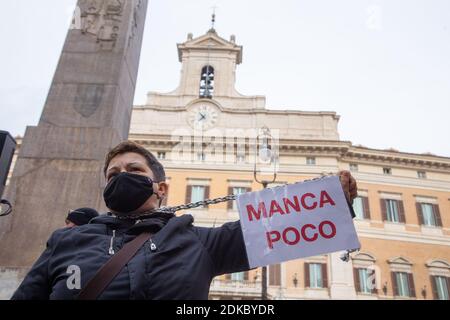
[{"xmin": 237, "ymin": 176, "xmax": 360, "ymax": 268}]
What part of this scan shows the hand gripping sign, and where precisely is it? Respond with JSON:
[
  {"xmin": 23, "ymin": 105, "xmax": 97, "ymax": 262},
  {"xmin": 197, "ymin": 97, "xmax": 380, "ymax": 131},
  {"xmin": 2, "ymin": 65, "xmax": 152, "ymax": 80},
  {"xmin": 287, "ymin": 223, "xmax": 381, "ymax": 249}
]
[{"xmin": 237, "ymin": 176, "xmax": 360, "ymax": 268}]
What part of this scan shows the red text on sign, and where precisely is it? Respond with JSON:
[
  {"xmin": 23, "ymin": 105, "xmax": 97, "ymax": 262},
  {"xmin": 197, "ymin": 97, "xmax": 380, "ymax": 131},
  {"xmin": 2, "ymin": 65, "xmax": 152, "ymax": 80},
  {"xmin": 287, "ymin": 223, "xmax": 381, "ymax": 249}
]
[
  {"xmin": 246, "ymin": 190, "xmax": 336, "ymax": 222},
  {"xmin": 265, "ymin": 220, "xmax": 337, "ymax": 249}
]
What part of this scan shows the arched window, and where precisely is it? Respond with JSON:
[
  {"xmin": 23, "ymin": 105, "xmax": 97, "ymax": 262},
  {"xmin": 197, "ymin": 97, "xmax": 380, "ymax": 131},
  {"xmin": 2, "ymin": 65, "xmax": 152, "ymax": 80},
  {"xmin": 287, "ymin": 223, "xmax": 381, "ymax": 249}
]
[{"xmin": 199, "ymin": 65, "xmax": 214, "ymax": 98}]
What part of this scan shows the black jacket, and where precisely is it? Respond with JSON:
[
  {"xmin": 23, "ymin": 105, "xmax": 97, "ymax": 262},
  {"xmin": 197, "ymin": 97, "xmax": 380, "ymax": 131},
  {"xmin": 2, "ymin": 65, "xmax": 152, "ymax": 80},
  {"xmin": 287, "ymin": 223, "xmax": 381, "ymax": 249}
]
[{"xmin": 11, "ymin": 214, "xmax": 250, "ymax": 300}]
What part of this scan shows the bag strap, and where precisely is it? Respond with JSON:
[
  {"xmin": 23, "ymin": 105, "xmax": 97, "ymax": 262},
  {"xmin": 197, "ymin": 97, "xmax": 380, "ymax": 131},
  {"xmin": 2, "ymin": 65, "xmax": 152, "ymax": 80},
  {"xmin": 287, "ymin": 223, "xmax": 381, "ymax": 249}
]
[{"xmin": 77, "ymin": 231, "xmax": 152, "ymax": 300}]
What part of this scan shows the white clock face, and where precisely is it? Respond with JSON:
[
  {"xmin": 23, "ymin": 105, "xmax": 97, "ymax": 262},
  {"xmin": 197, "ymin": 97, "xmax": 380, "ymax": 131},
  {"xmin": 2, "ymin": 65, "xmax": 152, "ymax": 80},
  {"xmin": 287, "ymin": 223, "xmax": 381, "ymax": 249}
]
[{"xmin": 187, "ymin": 105, "xmax": 219, "ymax": 130}]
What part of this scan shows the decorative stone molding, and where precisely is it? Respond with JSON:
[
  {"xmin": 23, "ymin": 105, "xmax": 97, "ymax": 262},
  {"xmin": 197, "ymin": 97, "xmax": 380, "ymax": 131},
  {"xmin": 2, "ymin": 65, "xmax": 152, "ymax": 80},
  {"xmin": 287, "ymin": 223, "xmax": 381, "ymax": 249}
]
[
  {"xmin": 343, "ymin": 148, "xmax": 450, "ymax": 171},
  {"xmin": 304, "ymin": 255, "xmax": 328, "ymax": 264},
  {"xmin": 414, "ymin": 196, "xmax": 438, "ymax": 204},
  {"xmin": 388, "ymin": 257, "xmax": 413, "ymax": 273},
  {"xmin": 352, "ymin": 252, "xmax": 377, "ymax": 265},
  {"xmin": 227, "ymin": 180, "xmax": 253, "ymax": 188},
  {"xmin": 425, "ymin": 259, "xmax": 450, "ymax": 277},
  {"xmin": 186, "ymin": 178, "xmax": 211, "ymax": 186},
  {"xmin": 378, "ymin": 192, "xmax": 402, "ymax": 200},
  {"xmin": 177, "ymin": 31, "xmax": 243, "ymax": 64}
]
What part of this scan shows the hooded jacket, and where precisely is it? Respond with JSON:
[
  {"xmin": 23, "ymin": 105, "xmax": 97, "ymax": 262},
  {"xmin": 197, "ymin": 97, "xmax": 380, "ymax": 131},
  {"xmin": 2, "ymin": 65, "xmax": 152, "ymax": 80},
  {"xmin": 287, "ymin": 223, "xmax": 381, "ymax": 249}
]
[{"xmin": 11, "ymin": 213, "xmax": 250, "ymax": 300}]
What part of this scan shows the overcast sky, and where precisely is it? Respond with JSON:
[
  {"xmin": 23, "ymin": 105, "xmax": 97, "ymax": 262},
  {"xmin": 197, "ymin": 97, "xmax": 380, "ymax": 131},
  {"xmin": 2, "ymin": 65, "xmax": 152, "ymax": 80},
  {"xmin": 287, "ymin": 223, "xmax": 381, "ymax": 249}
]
[{"xmin": 1, "ymin": 0, "xmax": 449, "ymax": 157}]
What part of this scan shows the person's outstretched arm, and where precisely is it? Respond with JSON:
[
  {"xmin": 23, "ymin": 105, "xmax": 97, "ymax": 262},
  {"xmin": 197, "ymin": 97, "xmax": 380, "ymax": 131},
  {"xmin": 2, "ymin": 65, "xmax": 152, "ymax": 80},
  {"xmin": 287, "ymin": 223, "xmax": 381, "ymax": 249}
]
[
  {"xmin": 193, "ymin": 171, "xmax": 357, "ymax": 278},
  {"xmin": 194, "ymin": 220, "xmax": 250, "ymax": 277}
]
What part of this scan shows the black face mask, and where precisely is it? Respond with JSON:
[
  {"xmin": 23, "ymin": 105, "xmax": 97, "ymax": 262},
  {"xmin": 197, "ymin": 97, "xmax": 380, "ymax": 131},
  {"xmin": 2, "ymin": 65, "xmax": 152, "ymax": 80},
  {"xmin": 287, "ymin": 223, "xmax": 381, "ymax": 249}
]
[{"xmin": 103, "ymin": 172, "xmax": 155, "ymax": 213}]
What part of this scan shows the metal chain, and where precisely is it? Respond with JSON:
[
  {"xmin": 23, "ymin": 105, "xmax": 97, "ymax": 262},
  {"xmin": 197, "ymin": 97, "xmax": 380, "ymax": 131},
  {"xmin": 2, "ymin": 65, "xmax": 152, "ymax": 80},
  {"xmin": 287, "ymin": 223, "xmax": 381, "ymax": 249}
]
[
  {"xmin": 117, "ymin": 194, "xmax": 238, "ymax": 220},
  {"xmin": 116, "ymin": 174, "xmax": 336, "ymax": 221}
]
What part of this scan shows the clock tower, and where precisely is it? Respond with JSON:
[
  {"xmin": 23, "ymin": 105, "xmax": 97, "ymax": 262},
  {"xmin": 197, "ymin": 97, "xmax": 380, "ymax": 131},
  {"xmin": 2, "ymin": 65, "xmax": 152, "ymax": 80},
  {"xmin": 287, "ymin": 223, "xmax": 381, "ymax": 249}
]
[{"xmin": 131, "ymin": 27, "xmax": 339, "ymax": 139}]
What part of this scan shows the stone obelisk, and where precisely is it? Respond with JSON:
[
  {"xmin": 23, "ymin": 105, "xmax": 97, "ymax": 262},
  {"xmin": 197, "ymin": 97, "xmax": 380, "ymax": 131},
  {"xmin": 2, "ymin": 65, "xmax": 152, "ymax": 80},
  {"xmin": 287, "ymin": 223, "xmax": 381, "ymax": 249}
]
[{"xmin": 0, "ymin": 0, "xmax": 148, "ymax": 296}]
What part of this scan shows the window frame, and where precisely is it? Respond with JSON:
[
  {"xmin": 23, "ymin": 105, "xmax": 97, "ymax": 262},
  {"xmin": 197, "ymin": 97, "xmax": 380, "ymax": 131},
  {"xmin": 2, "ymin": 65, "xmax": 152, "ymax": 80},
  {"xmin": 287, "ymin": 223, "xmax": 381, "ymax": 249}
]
[
  {"xmin": 306, "ymin": 157, "xmax": 316, "ymax": 166},
  {"xmin": 157, "ymin": 151, "xmax": 166, "ymax": 160},
  {"xmin": 386, "ymin": 199, "xmax": 400, "ymax": 223},
  {"xmin": 417, "ymin": 171, "xmax": 427, "ymax": 179}
]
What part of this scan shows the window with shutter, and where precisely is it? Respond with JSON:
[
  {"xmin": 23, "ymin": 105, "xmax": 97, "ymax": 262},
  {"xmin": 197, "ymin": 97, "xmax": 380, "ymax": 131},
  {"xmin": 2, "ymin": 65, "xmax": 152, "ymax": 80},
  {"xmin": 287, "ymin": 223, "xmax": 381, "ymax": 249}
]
[
  {"xmin": 189, "ymin": 185, "xmax": 208, "ymax": 208},
  {"xmin": 185, "ymin": 185, "xmax": 192, "ymax": 204},
  {"xmin": 416, "ymin": 202, "xmax": 424, "ymax": 225},
  {"xmin": 391, "ymin": 272, "xmax": 399, "ymax": 296},
  {"xmin": 433, "ymin": 204, "xmax": 443, "ymax": 227},
  {"xmin": 380, "ymin": 199, "xmax": 388, "ymax": 221},
  {"xmin": 433, "ymin": 276, "xmax": 450, "ymax": 300},
  {"xmin": 322, "ymin": 264, "xmax": 328, "ymax": 288},
  {"xmin": 203, "ymin": 186, "xmax": 210, "ymax": 200},
  {"xmin": 269, "ymin": 264, "xmax": 281, "ymax": 286},
  {"xmin": 430, "ymin": 276, "xmax": 439, "ymax": 300},
  {"xmin": 308, "ymin": 263, "xmax": 324, "ymax": 288},
  {"xmin": 204, "ymin": 186, "xmax": 210, "ymax": 208},
  {"xmin": 353, "ymin": 268, "xmax": 361, "ymax": 293},
  {"xmin": 398, "ymin": 200, "xmax": 406, "ymax": 223},
  {"xmin": 353, "ymin": 197, "xmax": 364, "ymax": 220},
  {"xmin": 408, "ymin": 273, "xmax": 416, "ymax": 298},
  {"xmin": 161, "ymin": 185, "xmax": 169, "ymax": 206},
  {"xmin": 230, "ymin": 187, "xmax": 247, "ymax": 211},
  {"xmin": 304, "ymin": 263, "xmax": 310, "ymax": 288},
  {"xmin": 421, "ymin": 203, "xmax": 436, "ymax": 226},
  {"xmin": 394, "ymin": 272, "xmax": 411, "ymax": 297},
  {"xmin": 357, "ymin": 268, "xmax": 374, "ymax": 294},
  {"xmin": 190, "ymin": 185, "xmax": 205, "ymax": 202},
  {"xmin": 385, "ymin": 199, "xmax": 400, "ymax": 223},
  {"xmin": 370, "ymin": 269, "xmax": 378, "ymax": 294},
  {"xmin": 362, "ymin": 197, "xmax": 371, "ymax": 220},
  {"xmin": 227, "ymin": 187, "xmax": 233, "ymax": 210}
]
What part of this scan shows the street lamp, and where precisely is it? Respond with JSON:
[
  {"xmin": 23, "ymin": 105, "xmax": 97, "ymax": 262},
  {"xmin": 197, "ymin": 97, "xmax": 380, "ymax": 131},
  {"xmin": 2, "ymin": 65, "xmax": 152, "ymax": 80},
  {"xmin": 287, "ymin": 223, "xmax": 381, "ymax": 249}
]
[{"xmin": 253, "ymin": 126, "xmax": 277, "ymax": 300}]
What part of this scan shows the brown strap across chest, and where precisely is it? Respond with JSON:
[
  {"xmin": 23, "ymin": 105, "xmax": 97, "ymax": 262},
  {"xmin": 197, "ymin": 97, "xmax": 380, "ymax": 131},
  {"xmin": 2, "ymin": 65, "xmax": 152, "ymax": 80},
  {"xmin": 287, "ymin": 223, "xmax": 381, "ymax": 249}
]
[{"xmin": 77, "ymin": 231, "xmax": 153, "ymax": 300}]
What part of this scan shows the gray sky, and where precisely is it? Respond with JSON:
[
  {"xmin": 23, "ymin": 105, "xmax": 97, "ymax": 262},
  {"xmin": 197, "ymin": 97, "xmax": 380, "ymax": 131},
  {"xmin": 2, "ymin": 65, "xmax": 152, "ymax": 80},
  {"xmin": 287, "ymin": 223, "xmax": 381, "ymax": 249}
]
[{"xmin": 1, "ymin": 0, "xmax": 449, "ymax": 157}]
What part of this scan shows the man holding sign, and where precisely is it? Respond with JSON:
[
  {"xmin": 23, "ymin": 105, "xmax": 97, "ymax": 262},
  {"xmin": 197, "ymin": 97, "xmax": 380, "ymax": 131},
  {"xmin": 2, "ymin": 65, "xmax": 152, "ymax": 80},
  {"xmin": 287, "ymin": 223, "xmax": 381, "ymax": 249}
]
[{"xmin": 13, "ymin": 140, "xmax": 358, "ymax": 300}]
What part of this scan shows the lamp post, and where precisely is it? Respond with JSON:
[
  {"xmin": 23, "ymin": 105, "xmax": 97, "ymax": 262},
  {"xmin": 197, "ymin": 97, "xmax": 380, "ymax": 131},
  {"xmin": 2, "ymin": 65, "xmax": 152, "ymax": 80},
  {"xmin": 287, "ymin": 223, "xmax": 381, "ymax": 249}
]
[{"xmin": 253, "ymin": 126, "xmax": 277, "ymax": 300}]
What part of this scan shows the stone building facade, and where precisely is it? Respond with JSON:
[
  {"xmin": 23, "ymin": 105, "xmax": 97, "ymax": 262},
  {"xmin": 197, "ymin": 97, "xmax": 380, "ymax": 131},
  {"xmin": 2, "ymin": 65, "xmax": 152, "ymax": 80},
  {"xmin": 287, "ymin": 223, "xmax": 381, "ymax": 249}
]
[
  {"xmin": 128, "ymin": 29, "xmax": 450, "ymax": 300},
  {"xmin": 5, "ymin": 29, "xmax": 450, "ymax": 300}
]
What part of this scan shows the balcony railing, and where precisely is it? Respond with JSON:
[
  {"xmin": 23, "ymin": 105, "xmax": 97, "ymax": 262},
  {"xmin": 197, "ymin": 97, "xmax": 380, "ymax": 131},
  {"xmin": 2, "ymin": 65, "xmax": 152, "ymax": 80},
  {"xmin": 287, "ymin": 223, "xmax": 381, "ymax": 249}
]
[{"xmin": 209, "ymin": 279, "xmax": 262, "ymax": 298}]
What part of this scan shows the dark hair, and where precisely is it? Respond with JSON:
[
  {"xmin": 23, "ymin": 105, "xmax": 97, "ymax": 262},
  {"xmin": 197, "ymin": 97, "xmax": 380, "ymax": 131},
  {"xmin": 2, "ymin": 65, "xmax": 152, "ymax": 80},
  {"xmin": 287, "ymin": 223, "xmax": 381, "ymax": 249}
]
[{"xmin": 103, "ymin": 141, "xmax": 166, "ymax": 182}]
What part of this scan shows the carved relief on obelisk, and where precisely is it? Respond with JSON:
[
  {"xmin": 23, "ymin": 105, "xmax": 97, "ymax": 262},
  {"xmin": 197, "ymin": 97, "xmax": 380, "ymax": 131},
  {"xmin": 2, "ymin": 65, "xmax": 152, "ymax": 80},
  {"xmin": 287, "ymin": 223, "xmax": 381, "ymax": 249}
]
[{"xmin": 70, "ymin": 0, "xmax": 125, "ymax": 50}]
